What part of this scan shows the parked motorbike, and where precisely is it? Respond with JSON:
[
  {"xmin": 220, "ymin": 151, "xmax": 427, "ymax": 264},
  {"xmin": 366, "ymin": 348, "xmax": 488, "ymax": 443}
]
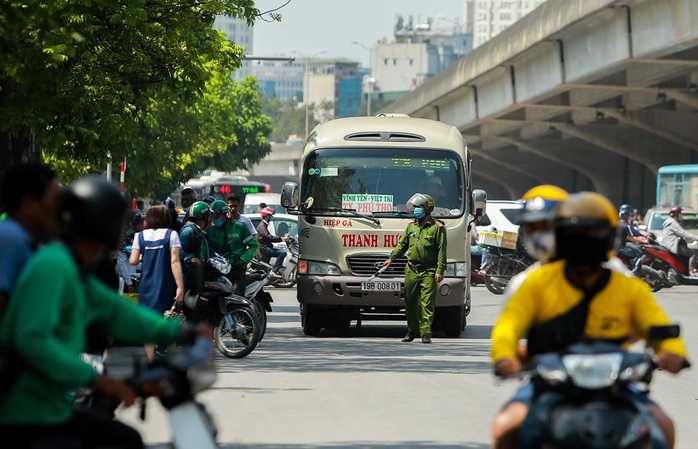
[
  {"xmin": 625, "ymin": 242, "xmax": 698, "ymax": 292},
  {"xmin": 239, "ymin": 259, "xmax": 275, "ymax": 342},
  {"xmin": 184, "ymin": 255, "xmax": 262, "ymax": 359},
  {"xmin": 480, "ymin": 245, "xmax": 534, "ymax": 294},
  {"xmin": 470, "ymin": 252, "xmax": 486, "ymax": 286},
  {"xmin": 505, "ymin": 325, "xmax": 689, "ymax": 449}
]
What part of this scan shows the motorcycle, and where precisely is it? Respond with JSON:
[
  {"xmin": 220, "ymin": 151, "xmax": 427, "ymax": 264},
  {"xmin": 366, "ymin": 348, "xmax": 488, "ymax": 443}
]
[
  {"xmin": 470, "ymin": 252, "xmax": 486, "ymax": 286},
  {"xmin": 256, "ymin": 236, "xmax": 299, "ymax": 288},
  {"xmin": 79, "ymin": 337, "xmax": 219, "ymax": 449},
  {"xmin": 506, "ymin": 325, "xmax": 689, "ymax": 449},
  {"xmin": 626, "ymin": 242, "xmax": 698, "ymax": 292},
  {"xmin": 239, "ymin": 259, "xmax": 275, "ymax": 343},
  {"xmin": 184, "ymin": 255, "xmax": 262, "ymax": 359},
  {"xmin": 480, "ymin": 245, "xmax": 534, "ymax": 294}
]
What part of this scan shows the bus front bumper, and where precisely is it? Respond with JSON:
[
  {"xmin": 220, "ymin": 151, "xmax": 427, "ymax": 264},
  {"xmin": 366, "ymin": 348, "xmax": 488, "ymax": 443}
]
[{"xmin": 296, "ymin": 275, "xmax": 466, "ymax": 308}]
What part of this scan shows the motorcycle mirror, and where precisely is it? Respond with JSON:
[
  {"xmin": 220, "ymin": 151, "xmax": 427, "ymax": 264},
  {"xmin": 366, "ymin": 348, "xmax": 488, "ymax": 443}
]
[{"xmin": 647, "ymin": 324, "xmax": 680, "ymax": 342}]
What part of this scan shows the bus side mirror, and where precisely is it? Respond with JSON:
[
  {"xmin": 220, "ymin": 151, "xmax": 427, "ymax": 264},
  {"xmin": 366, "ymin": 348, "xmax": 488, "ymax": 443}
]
[
  {"xmin": 471, "ymin": 189, "xmax": 487, "ymax": 217},
  {"xmin": 281, "ymin": 182, "xmax": 298, "ymax": 208}
]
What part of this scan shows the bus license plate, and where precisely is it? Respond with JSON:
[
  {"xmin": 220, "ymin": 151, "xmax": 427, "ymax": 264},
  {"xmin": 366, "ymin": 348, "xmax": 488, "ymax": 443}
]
[{"xmin": 361, "ymin": 281, "xmax": 401, "ymax": 292}]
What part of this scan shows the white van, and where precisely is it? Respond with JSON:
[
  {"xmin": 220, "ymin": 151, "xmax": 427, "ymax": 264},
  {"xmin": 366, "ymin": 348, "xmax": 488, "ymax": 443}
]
[{"xmin": 242, "ymin": 193, "xmax": 283, "ymax": 214}]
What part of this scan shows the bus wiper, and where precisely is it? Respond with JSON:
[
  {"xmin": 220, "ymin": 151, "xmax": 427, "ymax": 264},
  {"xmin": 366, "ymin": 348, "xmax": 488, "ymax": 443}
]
[
  {"xmin": 373, "ymin": 211, "xmax": 413, "ymax": 218},
  {"xmin": 311, "ymin": 207, "xmax": 381, "ymax": 225}
]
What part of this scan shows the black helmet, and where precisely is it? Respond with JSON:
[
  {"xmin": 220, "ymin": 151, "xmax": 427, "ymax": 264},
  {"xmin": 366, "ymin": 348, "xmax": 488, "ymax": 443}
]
[
  {"xmin": 619, "ymin": 203, "xmax": 632, "ymax": 217},
  {"xmin": 406, "ymin": 193, "xmax": 435, "ymax": 214},
  {"xmin": 554, "ymin": 192, "xmax": 618, "ymax": 264},
  {"xmin": 57, "ymin": 176, "xmax": 128, "ymax": 250}
]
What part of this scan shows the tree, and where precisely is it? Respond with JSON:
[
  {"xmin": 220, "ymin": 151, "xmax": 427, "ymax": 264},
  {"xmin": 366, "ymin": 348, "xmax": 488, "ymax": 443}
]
[{"xmin": 0, "ymin": 0, "xmax": 266, "ymax": 200}]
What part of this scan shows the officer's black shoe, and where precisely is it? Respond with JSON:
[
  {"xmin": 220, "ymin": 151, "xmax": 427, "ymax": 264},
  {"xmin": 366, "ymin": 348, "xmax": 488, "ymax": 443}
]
[
  {"xmin": 421, "ymin": 335, "xmax": 432, "ymax": 344},
  {"xmin": 401, "ymin": 333, "xmax": 417, "ymax": 342}
]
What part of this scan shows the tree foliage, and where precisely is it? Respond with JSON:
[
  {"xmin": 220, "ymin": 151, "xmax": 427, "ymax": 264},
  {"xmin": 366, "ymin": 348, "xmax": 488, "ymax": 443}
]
[{"xmin": 0, "ymin": 0, "xmax": 273, "ymax": 198}]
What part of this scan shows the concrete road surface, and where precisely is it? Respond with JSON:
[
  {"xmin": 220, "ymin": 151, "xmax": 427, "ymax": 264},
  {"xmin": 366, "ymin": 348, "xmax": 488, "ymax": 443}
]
[{"xmin": 115, "ymin": 284, "xmax": 698, "ymax": 448}]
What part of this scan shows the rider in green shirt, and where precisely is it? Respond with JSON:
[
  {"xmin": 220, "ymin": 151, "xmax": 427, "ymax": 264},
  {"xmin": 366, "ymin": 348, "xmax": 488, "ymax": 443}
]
[
  {"xmin": 206, "ymin": 200, "xmax": 259, "ymax": 296},
  {"xmin": 0, "ymin": 176, "xmax": 210, "ymax": 448}
]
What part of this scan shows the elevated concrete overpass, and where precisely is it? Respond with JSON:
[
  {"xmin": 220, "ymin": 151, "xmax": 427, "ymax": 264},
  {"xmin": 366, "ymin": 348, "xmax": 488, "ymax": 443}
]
[{"xmin": 386, "ymin": 0, "xmax": 698, "ymax": 212}]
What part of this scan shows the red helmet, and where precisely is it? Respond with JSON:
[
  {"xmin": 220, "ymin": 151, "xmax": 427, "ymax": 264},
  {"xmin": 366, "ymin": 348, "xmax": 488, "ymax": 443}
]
[
  {"xmin": 261, "ymin": 207, "xmax": 275, "ymax": 216},
  {"xmin": 670, "ymin": 206, "xmax": 683, "ymax": 216}
]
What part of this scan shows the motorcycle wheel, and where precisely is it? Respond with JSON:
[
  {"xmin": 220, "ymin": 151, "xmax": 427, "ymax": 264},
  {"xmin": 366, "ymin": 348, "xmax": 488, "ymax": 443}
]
[
  {"xmin": 273, "ymin": 265, "xmax": 297, "ymax": 288},
  {"xmin": 250, "ymin": 295, "xmax": 268, "ymax": 342},
  {"xmin": 484, "ymin": 258, "xmax": 521, "ymax": 295},
  {"xmin": 638, "ymin": 265, "xmax": 665, "ymax": 292},
  {"xmin": 214, "ymin": 306, "xmax": 261, "ymax": 359}
]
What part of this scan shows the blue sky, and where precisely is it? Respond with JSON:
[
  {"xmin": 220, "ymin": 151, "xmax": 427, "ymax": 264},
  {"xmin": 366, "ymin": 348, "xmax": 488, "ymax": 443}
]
[{"xmin": 252, "ymin": 0, "xmax": 465, "ymax": 67}]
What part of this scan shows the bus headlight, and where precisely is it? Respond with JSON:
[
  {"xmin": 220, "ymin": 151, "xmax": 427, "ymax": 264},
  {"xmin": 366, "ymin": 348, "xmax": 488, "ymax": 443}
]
[
  {"xmin": 444, "ymin": 262, "xmax": 466, "ymax": 277},
  {"xmin": 299, "ymin": 260, "xmax": 342, "ymax": 276}
]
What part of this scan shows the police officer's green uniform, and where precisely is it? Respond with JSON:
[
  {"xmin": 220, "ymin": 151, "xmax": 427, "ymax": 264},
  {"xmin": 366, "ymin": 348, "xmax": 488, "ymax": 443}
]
[{"xmin": 389, "ymin": 195, "xmax": 447, "ymax": 339}]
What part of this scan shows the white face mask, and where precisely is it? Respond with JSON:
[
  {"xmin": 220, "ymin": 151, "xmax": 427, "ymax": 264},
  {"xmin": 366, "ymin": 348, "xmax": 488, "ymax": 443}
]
[{"xmin": 523, "ymin": 230, "xmax": 556, "ymax": 263}]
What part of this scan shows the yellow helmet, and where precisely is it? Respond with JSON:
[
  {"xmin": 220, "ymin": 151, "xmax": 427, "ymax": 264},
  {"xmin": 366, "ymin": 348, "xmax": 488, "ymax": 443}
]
[{"xmin": 518, "ymin": 185, "xmax": 569, "ymax": 224}]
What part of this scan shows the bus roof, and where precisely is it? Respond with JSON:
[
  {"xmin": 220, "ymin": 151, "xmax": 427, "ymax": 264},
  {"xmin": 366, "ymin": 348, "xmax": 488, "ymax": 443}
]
[
  {"xmin": 658, "ymin": 164, "xmax": 698, "ymax": 174},
  {"xmin": 304, "ymin": 115, "xmax": 466, "ymax": 153}
]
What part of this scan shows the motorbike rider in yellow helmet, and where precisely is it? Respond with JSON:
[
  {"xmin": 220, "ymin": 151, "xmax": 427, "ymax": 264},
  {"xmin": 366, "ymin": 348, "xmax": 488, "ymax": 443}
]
[{"xmin": 491, "ymin": 192, "xmax": 690, "ymax": 449}]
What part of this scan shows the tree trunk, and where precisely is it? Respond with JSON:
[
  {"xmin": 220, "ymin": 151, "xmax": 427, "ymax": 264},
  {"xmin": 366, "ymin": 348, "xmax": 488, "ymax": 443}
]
[{"xmin": 0, "ymin": 129, "xmax": 41, "ymax": 210}]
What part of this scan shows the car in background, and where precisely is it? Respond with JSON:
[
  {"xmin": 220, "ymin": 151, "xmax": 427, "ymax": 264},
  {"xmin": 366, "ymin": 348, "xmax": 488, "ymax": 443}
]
[
  {"xmin": 641, "ymin": 206, "xmax": 698, "ymax": 241},
  {"xmin": 476, "ymin": 199, "xmax": 523, "ymax": 235},
  {"xmin": 243, "ymin": 193, "xmax": 284, "ymax": 214},
  {"xmin": 245, "ymin": 212, "xmax": 298, "ymax": 240}
]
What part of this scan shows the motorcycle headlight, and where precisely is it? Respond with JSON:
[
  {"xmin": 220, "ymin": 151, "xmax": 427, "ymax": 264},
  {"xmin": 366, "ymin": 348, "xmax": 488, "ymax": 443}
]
[
  {"xmin": 210, "ymin": 257, "xmax": 231, "ymax": 275},
  {"xmin": 619, "ymin": 360, "xmax": 652, "ymax": 382},
  {"xmin": 444, "ymin": 262, "xmax": 466, "ymax": 277},
  {"xmin": 300, "ymin": 260, "xmax": 341, "ymax": 276},
  {"xmin": 562, "ymin": 353, "xmax": 623, "ymax": 389},
  {"xmin": 534, "ymin": 353, "xmax": 568, "ymax": 386}
]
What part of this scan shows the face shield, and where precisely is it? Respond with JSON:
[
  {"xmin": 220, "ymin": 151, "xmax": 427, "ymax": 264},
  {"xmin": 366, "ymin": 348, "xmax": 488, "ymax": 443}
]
[{"xmin": 406, "ymin": 193, "xmax": 429, "ymax": 211}]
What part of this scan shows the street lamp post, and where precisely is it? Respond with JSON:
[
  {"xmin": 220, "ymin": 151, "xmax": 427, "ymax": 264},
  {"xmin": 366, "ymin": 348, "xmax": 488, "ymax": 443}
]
[
  {"xmin": 293, "ymin": 50, "xmax": 327, "ymax": 137},
  {"xmin": 366, "ymin": 77, "xmax": 376, "ymax": 116},
  {"xmin": 351, "ymin": 41, "xmax": 375, "ymax": 116}
]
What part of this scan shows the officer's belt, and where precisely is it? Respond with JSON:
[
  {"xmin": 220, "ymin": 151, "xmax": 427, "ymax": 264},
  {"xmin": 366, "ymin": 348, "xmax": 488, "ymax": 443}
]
[{"xmin": 407, "ymin": 261, "xmax": 435, "ymax": 271}]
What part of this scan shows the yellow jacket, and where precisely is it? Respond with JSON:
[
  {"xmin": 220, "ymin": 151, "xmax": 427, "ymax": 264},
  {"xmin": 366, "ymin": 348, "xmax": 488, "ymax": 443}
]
[{"xmin": 491, "ymin": 260, "xmax": 688, "ymax": 362}]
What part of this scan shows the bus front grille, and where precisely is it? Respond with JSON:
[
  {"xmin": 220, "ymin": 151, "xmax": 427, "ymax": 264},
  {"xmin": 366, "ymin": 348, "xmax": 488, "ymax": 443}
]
[{"xmin": 346, "ymin": 254, "xmax": 407, "ymax": 276}]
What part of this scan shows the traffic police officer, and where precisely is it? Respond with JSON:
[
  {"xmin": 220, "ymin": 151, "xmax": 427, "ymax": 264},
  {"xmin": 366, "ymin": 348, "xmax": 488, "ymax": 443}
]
[{"xmin": 381, "ymin": 193, "xmax": 447, "ymax": 344}]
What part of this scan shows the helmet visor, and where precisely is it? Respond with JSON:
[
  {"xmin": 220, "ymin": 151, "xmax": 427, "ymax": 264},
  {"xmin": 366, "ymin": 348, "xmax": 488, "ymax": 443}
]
[{"xmin": 406, "ymin": 193, "xmax": 428, "ymax": 211}]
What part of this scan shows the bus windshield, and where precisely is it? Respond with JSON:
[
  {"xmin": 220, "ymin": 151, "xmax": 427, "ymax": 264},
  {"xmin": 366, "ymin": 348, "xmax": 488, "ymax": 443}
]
[
  {"xmin": 657, "ymin": 165, "xmax": 698, "ymax": 209},
  {"xmin": 300, "ymin": 148, "xmax": 465, "ymax": 218}
]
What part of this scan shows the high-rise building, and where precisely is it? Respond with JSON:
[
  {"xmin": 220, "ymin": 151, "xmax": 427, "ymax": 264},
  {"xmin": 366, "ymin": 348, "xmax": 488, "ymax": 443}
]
[
  {"xmin": 305, "ymin": 60, "xmax": 362, "ymax": 120},
  {"xmin": 367, "ymin": 15, "xmax": 473, "ymax": 102},
  {"xmin": 252, "ymin": 59, "xmax": 305, "ymax": 103},
  {"xmin": 214, "ymin": 16, "xmax": 254, "ymax": 81},
  {"xmin": 465, "ymin": 0, "xmax": 548, "ymax": 48}
]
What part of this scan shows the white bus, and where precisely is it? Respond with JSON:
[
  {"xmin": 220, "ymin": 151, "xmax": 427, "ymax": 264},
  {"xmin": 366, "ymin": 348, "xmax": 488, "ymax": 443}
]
[{"xmin": 281, "ymin": 114, "xmax": 486, "ymax": 337}]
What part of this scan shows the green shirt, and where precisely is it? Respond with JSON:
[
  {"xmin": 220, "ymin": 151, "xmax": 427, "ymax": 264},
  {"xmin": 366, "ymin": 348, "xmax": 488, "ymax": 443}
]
[
  {"xmin": 389, "ymin": 219, "xmax": 447, "ymax": 275},
  {"xmin": 206, "ymin": 220, "xmax": 259, "ymax": 267},
  {"xmin": 0, "ymin": 242, "xmax": 182, "ymax": 426}
]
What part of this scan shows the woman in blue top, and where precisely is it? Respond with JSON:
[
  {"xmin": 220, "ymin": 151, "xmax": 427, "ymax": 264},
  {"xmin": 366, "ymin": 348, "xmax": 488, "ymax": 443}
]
[{"xmin": 130, "ymin": 204, "xmax": 184, "ymax": 359}]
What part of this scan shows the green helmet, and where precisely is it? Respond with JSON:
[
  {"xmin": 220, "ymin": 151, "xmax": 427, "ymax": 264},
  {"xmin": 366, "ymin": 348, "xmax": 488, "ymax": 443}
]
[
  {"xmin": 188, "ymin": 201, "xmax": 211, "ymax": 220},
  {"xmin": 406, "ymin": 193, "xmax": 435, "ymax": 214},
  {"xmin": 210, "ymin": 200, "xmax": 229, "ymax": 215}
]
